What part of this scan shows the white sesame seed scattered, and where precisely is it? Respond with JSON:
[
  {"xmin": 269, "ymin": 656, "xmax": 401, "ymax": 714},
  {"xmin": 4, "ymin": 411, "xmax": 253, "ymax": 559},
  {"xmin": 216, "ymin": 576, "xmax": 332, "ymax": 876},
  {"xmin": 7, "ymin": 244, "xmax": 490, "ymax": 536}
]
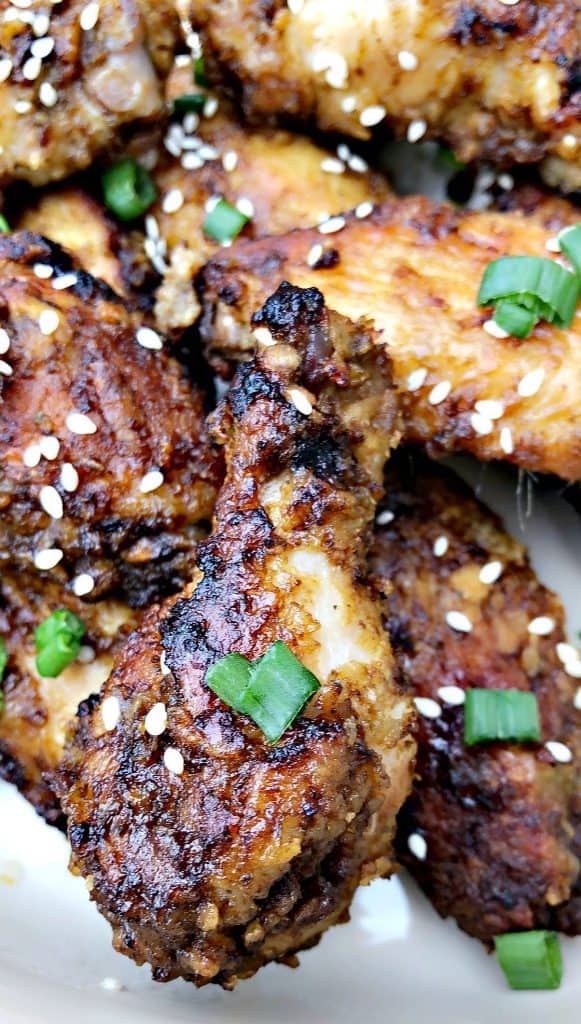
[
  {"xmin": 518, "ymin": 368, "xmax": 544, "ymax": 398},
  {"xmin": 497, "ymin": 173, "xmax": 514, "ymax": 191},
  {"xmin": 101, "ymin": 695, "xmax": 120, "ymax": 732},
  {"xmin": 77, "ymin": 645, "xmax": 95, "ymax": 664},
  {"xmin": 236, "ymin": 197, "xmax": 255, "ymax": 219},
  {"xmin": 414, "ymin": 697, "xmax": 442, "ymax": 719},
  {"xmin": 32, "ymin": 13, "xmax": 50, "ymax": 35},
  {"xmin": 286, "ymin": 387, "xmax": 313, "ymax": 416},
  {"xmin": 0, "ymin": 328, "xmax": 10, "ymax": 354},
  {"xmin": 181, "ymin": 152, "xmax": 203, "ymax": 170},
  {"xmin": 428, "ymin": 380, "xmax": 451, "ymax": 405},
  {"xmin": 23, "ymin": 444, "xmax": 41, "ymax": 468},
  {"xmin": 182, "ymin": 112, "xmax": 198, "ymax": 135},
  {"xmin": 479, "ymin": 561, "xmax": 503, "ymax": 585},
  {"xmin": 0, "ymin": 59, "xmax": 13, "ymax": 83},
  {"xmin": 407, "ymin": 119, "xmax": 427, "ymax": 143},
  {"xmin": 575, "ymin": 688, "xmax": 581, "ymax": 710},
  {"xmin": 446, "ymin": 610, "xmax": 473, "ymax": 633},
  {"xmin": 564, "ymin": 661, "xmax": 581, "ymax": 679},
  {"xmin": 544, "ymin": 741, "xmax": 573, "ymax": 764},
  {"xmin": 483, "ymin": 318, "xmax": 509, "ymax": 339},
  {"xmin": 433, "ymin": 535, "xmax": 449, "ymax": 558},
  {"xmin": 498, "ymin": 0, "xmax": 520, "ymax": 5},
  {"xmin": 164, "ymin": 746, "xmax": 184, "ymax": 775},
  {"xmin": 376, "ymin": 509, "xmax": 394, "ymax": 526},
  {"xmin": 253, "ymin": 326, "xmax": 275, "ymax": 347},
  {"xmin": 499, "ymin": 426, "xmax": 514, "ymax": 455},
  {"xmin": 160, "ymin": 650, "xmax": 170, "ymax": 676},
  {"xmin": 470, "ymin": 412, "xmax": 493, "ymax": 436},
  {"xmin": 10, "ymin": 0, "xmax": 34, "ymax": 8},
  {"xmin": 198, "ymin": 143, "xmax": 219, "ymax": 161},
  {"xmin": 307, "ymin": 243, "xmax": 324, "ymax": 267},
  {"xmin": 161, "ymin": 189, "xmax": 184, "ymax": 214},
  {"xmin": 527, "ymin": 616, "xmax": 555, "ymax": 636},
  {"xmin": 14, "ymin": 100, "xmax": 32, "ymax": 114},
  {"xmin": 407, "ymin": 367, "xmax": 428, "ymax": 392},
  {"xmin": 80, "ymin": 2, "xmax": 100, "ymax": 31},
  {"xmin": 139, "ymin": 470, "xmax": 164, "ymax": 494},
  {"xmin": 30, "ymin": 36, "xmax": 55, "ymax": 59},
  {"xmin": 22, "ymin": 56, "xmax": 42, "ymax": 81},
  {"xmin": 60, "ymin": 462, "xmax": 79, "ymax": 492},
  {"xmin": 325, "ymin": 56, "xmax": 348, "ymax": 89},
  {"xmin": 39, "ymin": 485, "xmax": 63, "ymax": 520},
  {"xmin": 437, "ymin": 685, "xmax": 466, "ymax": 706},
  {"xmin": 562, "ymin": 133, "xmax": 577, "ymax": 150},
  {"xmin": 33, "ymin": 547, "xmax": 63, "ymax": 570},
  {"xmin": 38, "ymin": 309, "xmax": 59, "ymax": 335},
  {"xmin": 0, "ymin": 360, "xmax": 12, "ymax": 376},
  {"xmin": 72, "ymin": 573, "xmax": 94, "ymax": 597},
  {"xmin": 33, "ymin": 263, "xmax": 53, "ymax": 279},
  {"xmin": 355, "ymin": 200, "xmax": 374, "ymax": 219},
  {"xmin": 203, "ymin": 96, "xmax": 219, "ymax": 119},
  {"xmin": 135, "ymin": 326, "xmax": 163, "ymax": 351},
  {"xmin": 222, "ymin": 150, "xmax": 238, "ymax": 172},
  {"xmin": 39, "ymin": 435, "xmax": 59, "ymax": 460},
  {"xmin": 341, "ymin": 95, "xmax": 357, "ymax": 113},
  {"xmin": 287, "ymin": 0, "xmax": 304, "ymax": 12},
  {"xmin": 407, "ymin": 832, "xmax": 427, "ymax": 860},
  {"xmin": 65, "ymin": 412, "xmax": 97, "ymax": 435},
  {"xmin": 318, "ymin": 215, "xmax": 345, "ymax": 235},
  {"xmin": 52, "ymin": 273, "xmax": 78, "ymax": 291},
  {"xmin": 320, "ymin": 156, "xmax": 345, "ymax": 175},
  {"xmin": 145, "ymin": 215, "xmax": 159, "ymax": 241},
  {"xmin": 144, "ymin": 702, "xmax": 168, "ymax": 737},
  {"xmin": 475, "ymin": 399, "xmax": 504, "ymax": 420},
  {"xmin": 398, "ymin": 50, "xmax": 418, "ymax": 71},
  {"xmin": 359, "ymin": 105, "xmax": 386, "ymax": 128},
  {"xmin": 100, "ymin": 977, "xmax": 124, "ymax": 993},
  {"xmin": 545, "ymin": 236, "xmax": 561, "ymax": 254},
  {"xmin": 556, "ymin": 642, "xmax": 579, "ymax": 665},
  {"xmin": 349, "ymin": 155, "xmax": 368, "ymax": 175}
]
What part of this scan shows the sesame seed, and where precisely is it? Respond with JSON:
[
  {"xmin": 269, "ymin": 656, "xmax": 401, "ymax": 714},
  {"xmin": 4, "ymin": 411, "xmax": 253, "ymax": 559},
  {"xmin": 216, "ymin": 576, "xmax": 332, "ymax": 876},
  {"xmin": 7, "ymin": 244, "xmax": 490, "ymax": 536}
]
[
  {"xmin": 359, "ymin": 105, "xmax": 386, "ymax": 127},
  {"xmin": 0, "ymin": 360, "xmax": 12, "ymax": 376},
  {"xmin": 575, "ymin": 688, "xmax": 581, "ymax": 710},
  {"xmin": 325, "ymin": 55, "xmax": 348, "ymax": 89},
  {"xmin": 38, "ymin": 309, "xmax": 59, "ymax": 335},
  {"xmin": 286, "ymin": 387, "xmax": 313, "ymax": 416},
  {"xmin": 446, "ymin": 610, "xmax": 473, "ymax": 633},
  {"xmin": 30, "ymin": 36, "xmax": 55, "ymax": 59},
  {"xmin": 33, "ymin": 263, "xmax": 53, "ymax": 279},
  {"xmin": 428, "ymin": 380, "xmax": 451, "ymax": 405},
  {"xmin": 475, "ymin": 399, "xmax": 504, "ymax": 420},
  {"xmin": 77, "ymin": 645, "xmax": 95, "ymax": 664},
  {"xmin": 39, "ymin": 81, "xmax": 58, "ymax": 106},
  {"xmin": 0, "ymin": 59, "xmax": 13, "ymax": 83},
  {"xmin": 80, "ymin": 2, "xmax": 100, "ymax": 31},
  {"xmin": 23, "ymin": 444, "xmax": 41, "ymax": 468},
  {"xmin": 39, "ymin": 485, "xmax": 63, "ymax": 520},
  {"xmin": 181, "ymin": 152, "xmax": 203, "ymax": 170},
  {"xmin": 72, "ymin": 573, "xmax": 94, "ymax": 597},
  {"xmin": 0, "ymin": 328, "xmax": 10, "ymax": 354},
  {"xmin": 236, "ymin": 197, "xmax": 255, "ymax": 219},
  {"xmin": 355, "ymin": 200, "xmax": 373, "ymax": 219},
  {"xmin": 407, "ymin": 833, "xmax": 427, "ymax": 860},
  {"xmin": 483, "ymin": 318, "xmax": 509, "ymax": 339},
  {"xmin": 160, "ymin": 651, "xmax": 170, "ymax": 676},
  {"xmin": 433, "ymin": 535, "xmax": 448, "ymax": 557},
  {"xmin": 136, "ymin": 326, "xmax": 163, "ymax": 351},
  {"xmin": 544, "ymin": 741, "xmax": 573, "ymax": 764},
  {"xmin": 556, "ymin": 642, "xmax": 579, "ymax": 665},
  {"xmin": 437, "ymin": 685, "xmax": 466, "ymax": 706},
  {"xmin": 479, "ymin": 561, "xmax": 503, "ymax": 584},
  {"xmin": 101, "ymin": 695, "xmax": 120, "ymax": 732},
  {"xmin": 518, "ymin": 368, "xmax": 544, "ymax": 398},
  {"xmin": 253, "ymin": 326, "xmax": 275, "ymax": 347},
  {"xmin": 307, "ymin": 243, "xmax": 324, "ymax": 267},
  {"xmin": 320, "ymin": 156, "xmax": 345, "ymax": 174},
  {"xmin": 198, "ymin": 144, "xmax": 219, "ymax": 161},
  {"xmin": 39, "ymin": 435, "xmax": 59, "ymax": 460},
  {"xmin": 144, "ymin": 702, "xmax": 168, "ymax": 737},
  {"xmin": 32, "ymin": 13, "xmax": 50, "ymax": 35},
  {"xmin": 145, "ymin": 215, "xmax": 159, "ymax": 241},
  {"xmin": 407, "ymin": 367, "xmax": 427, "ymax": 391},
  {"xmin": 499, "ymin": 426, "xmax": 514, "ymax": 455},
  {"xmin": 565, "ymin": 661, "xmax": 581, "ymax": 679},
  {"xmin": 407, "ymin": 119, "xmax": 427, "ymax": 143},
  {"xmin": 341, "ymin": 95, "xmax": 357, "ymax": 113},
  {"xmin": 60, "ymin": 462, "xmax": 79, "ymax": 492},
  {"xmin": 287, "ymin": 0, "xmax": 303, "ymax": 11},
  {"xmin": 398, "ymin": 50, "xmax": 418, "ymax": 71},
  {"xmin": 161, "ymin": 189, "xmax": 184, "ymax": 214},
  {"xmin": 14, "ymin": 100, "xmax": 32, "ymax": 114},
  {"xmin": 222, "ymin": 150, "xmax": 238, "ymax": 172},
  {"xmin": 319, "ymin": 215, "xmax": 345, "ymax": 235},
  {"xmin": 66, "ymin": 412, "xmax": 97, "ymax": 435},
  {"xmin": 562, "ymin": 133, "xmax": 577, "ymax": 150},
  {"xmin": 10, "ymin": 0, "xmax": 33, "ymax": 8},
  {"xmin": 163, "ymin": 747, "xmax": 184, "ymax": 775},
  {"xmin": 52, "ymin": 273, "xmax": 78, "ymax": 291},
  {"xmin": 545, "ymin": 237, "xmax": 561, "ymax": 254},
  {"xmin": 497, "ymin": 173, "xmax": 514, "ymax": 191},
  {"xmin": 33, "ymin": 547, "xmax": 63, "ymax": 570},
  {"xmin": 22, "ymin": 56, "xmax": 42, "ymax": 80},
  {"xmin": 182, "ymin": 112, "xmax": 198, "ymax": 134},
  {"xmin": 100, "ymin": 977, "xmax": 124, "ymax": 993},
  {"xmin": 139, "ymin": 470, "xmax": 164, "ymax": 494},
  {"xmin": 527, "ymin": 616, "xmax": 555, "ymax": 636},
  {"xmin": 376, "ymin": 509, "xmax": 394, "ymax": 526},
  {"xmin": 203, "ymin": 96, "xmax": 219, "ymax": 118},
  {"xmin": 470, "ymin": 412, "xmax": 493, "ymax": 436},
  {"xmin": 414, "ymin": 697, "xmax": 442, "ymax": 719},
  {"xmin": 498, "ymin": 0, "xmax": 520, "ymax": 4}
]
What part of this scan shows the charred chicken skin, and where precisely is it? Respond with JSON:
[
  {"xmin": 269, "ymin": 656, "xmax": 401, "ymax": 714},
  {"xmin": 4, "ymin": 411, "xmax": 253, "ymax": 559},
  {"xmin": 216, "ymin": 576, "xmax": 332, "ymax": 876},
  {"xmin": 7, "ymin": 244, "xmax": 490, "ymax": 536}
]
[
  {"xmin": 0, "ymin": 232, "xmax": 222, "ymax": 605},
  {"xmin": 199, "ymin": 194, "xmax": 581, "ymax": 481},
  {"xmin": 189, "ymin": 0, "xmax": 581, "ymax": 191},
  {"xmin": 370, "ymin": 454, "xmax": 580, "ymax": 941},
  {"xmin": 57, "ymin": 283, "xmax": 415, "ymax": 988}
]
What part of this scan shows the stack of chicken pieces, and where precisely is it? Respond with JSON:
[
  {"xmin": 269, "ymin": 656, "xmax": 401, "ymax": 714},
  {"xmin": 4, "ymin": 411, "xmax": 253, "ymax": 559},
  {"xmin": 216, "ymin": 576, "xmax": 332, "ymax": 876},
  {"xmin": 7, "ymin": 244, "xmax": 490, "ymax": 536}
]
[{"xmin": 0, "ymin": 0, "xmax": 579, "ymax": 989}]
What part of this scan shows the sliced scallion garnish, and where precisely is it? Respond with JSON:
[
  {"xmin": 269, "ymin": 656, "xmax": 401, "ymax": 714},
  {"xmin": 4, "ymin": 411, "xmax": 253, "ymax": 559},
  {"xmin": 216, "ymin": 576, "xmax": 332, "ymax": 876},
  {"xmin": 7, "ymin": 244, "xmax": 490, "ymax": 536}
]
[
  {"xmin": 206, "ymin": 651, "xmax": 252, "ymax": 714},
  {"xmin": 494, "ymin": 931, "xmax": 563, "ymax": 990},
  {"xmin": 464, "ymin": 689, "xmax": 540, "ymax": 746},
  {"xmin": 34, "ymin": 608, "xmax": 85, "ymax": 651},
  {"xmin": 493, "ymin": 300, "xmax": 538, "ymax": 339},
  {"xmin": 0, "ymin": 215, "xmax": 9, "ymax": 233},
  {"xmin": 34, "ymin": 608, "xmax": 85, "ymax": 678},
  {"xmin": 203, "ymin": 199, "xmax": 250, "ymax": 244},
  {"xmin": 194, "ymin": 55, "xmax": 208, "ymax": 87},
  {"xmin": 478, "ymin": 255, "xmax": 581, "ymax": 337},
  {"xmin": 558, "ymin": 224, "xmax": 581, "ymax": 276},
  {"xmin": 172, "ymin": 93, "xmax": 206, "ymax": 116},
  {"xmin": 102, "ymin": 158, "xmax": 157, "ymax": 222}
]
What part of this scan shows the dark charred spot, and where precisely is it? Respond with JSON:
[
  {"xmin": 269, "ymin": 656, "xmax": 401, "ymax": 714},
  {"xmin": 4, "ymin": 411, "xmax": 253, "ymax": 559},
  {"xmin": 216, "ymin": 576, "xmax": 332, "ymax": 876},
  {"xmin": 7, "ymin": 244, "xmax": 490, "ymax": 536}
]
[
  {"xmin": 69, "ymin": 821, "xmax": 92, "ymax": 847},
  {"xmin": 253, "ymin": 281, "xmax": 326, "ymax": 340},
  {"xmin": 227, "ymin": 360, "xmax": 281, "ymax": 420},
  {"xmin": 565, "ymin": 59, "xmax": 581, "ymax": 99},
  {"xmin": 451, "ymin": 6, "xmax": 520, "ymax": 45},
  {"xmin": 291, "ymin": 427, "xmax": 352, "ymax": 485},
  {"xmin": 77, "ymin": 691, "xmax": 102, "ymax": 717},
  {"xmin": 312, "ymin": 247, "xmax": 340, "ymax": 270}
]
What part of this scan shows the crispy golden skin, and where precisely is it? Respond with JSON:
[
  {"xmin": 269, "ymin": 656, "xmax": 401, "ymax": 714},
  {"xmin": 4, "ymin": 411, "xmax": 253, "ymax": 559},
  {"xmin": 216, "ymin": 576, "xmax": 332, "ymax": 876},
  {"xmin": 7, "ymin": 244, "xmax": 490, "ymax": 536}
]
[
  {"xmin": 190, "ymin": 0, "xmax": 581, "ymax": 190},
  {"xmin": 0, "ymin": 231, "xmax": 222, "ymax": 605},
  {"xmin": 57, "ymin": 284, "xmax": 415, "ymax": 988},
  {"xmin": 199, "ymin": 194, "xmax": 581, "ymax": 481},
  {"xmin": 0, "ymin": 0, "xmax": 176, "ymax": 186},
  {"xmin": 369, "ymin": 454, "xmax": 581, "ymax": 941}
]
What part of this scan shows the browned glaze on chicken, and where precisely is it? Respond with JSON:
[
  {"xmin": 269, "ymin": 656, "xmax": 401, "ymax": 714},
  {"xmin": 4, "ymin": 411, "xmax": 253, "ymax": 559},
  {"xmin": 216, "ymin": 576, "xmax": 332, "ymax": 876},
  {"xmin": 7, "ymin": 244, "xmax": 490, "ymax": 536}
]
[
  {"xmin": 368, "ymin": 453, "xmax": 580, "ymax": 941},
  {"xmin": 57, "ymin": 283, "xmax": 415, "ymax": 988},
  {"xmin": 0, "ymin": 231, "xmax": 222, "ymax": 605},
  {"xmin": 189, "ymin": 0, "xmax": 581, "ymax": 191},
  {"xmin": 199, "ymin": 194, "xmax": 581, "ymax": 481}
]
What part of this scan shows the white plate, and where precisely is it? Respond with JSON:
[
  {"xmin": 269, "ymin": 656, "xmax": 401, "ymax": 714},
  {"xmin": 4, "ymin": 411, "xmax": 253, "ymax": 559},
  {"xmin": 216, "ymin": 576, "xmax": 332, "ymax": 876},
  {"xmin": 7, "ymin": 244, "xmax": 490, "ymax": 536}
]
[{"xmin": 0, "ymin": 459, "xmax": 580, "ymax": 1024}]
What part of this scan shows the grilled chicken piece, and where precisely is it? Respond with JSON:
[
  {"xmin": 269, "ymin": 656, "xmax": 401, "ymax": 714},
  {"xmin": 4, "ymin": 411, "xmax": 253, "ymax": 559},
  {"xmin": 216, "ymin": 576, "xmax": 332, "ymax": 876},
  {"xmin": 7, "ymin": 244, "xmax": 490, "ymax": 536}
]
[
  {"xmin": 190, "ymin": 0, "xmax": 581, "ymax": 191},
  {"xmin": 0, "ymin": 231, "xmax": 222, "ymax": 606},
  {"xmin": 369, "ymin": 453, "xmax": 581, "ymax": 941},
  {"xmin": 57, "ymin": 283, "xmax": 415, "ymax": 988},
  {"xmin": 0, "ymin": 572, "xmax": 138, "ymax": 826},
  {"xmin": 199, "ymin": 194, "xmax": 581, "ymax": 481},
  {"xmin": 0, "ymin": 0, "xmax": 177, "ymax": 186}
]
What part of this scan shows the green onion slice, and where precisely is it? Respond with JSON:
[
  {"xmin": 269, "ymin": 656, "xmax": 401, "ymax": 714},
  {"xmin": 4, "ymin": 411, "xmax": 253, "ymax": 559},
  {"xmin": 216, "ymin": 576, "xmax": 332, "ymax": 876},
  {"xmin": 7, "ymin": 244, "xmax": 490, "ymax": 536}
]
[
  {"xmin": 172, "ymin": 93, "xmax": 206, "ymax": 115},
  {"xmin": 495, "ymin": 931, "xmax": 563, "ymax": 990},
  {"xmin": 558, "ymin": 224, "xmax": 581, "ymax": 276},
  {"xmin": 36, "ymin": 631, "xmax": 82, "ymax": 678},
  {"xmin": 493, "ymin": 300, "xmax": 538, "ymax": 339},
  {"xmin": 194, "ymin": 56, "xmax": 208, "ymax": 87},
  {"xmin": 34, "ymin": 608, "xmax": 85, "ymax": 651},
  {"xmin": 0, "ymin": 215, "xmax": 9, "ymax": 233},
  {"xmin": 102, "ymin": 158, "xmax": 157, "ymax": 222},
  {"xmin": 478, "ymin": 255, "xmax": 580, "ymax": 330},
  {"xmin": 206, "ymin": 652, "xmax": 252, "ymax": 714},
  {"xmin": 203, "ymin": 199, "xmax": 250, "ymax": 244},
  {"xmin": 464, "ymin": 689, "xmax": 540, "ymax": 746}
]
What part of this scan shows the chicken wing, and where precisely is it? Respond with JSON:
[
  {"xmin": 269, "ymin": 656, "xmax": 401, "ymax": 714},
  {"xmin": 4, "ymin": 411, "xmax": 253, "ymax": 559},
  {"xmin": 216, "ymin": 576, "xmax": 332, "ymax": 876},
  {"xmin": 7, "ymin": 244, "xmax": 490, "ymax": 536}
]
[
  {"xmin": 369, "ymin": 453, "xmax": 580, "ymax": 941},
  {"xmin": 199, "ymin": 194, "xmax": 581, "ymax": 480},
  {"xmin": 189, "ymin": 0, "xmax": 581, "ymax": 191},
  {"xmin": 57, "ymin": 283, "xmax": 415, "ymax": 988}
]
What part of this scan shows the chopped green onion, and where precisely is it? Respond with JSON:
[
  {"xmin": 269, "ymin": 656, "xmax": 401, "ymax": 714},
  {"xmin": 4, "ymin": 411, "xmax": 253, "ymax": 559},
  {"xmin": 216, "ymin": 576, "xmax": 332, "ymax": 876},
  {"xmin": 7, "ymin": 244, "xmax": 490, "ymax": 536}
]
[
  {"xmin": 495, "ymin": 931, "xmax": 563, "ymax": 990},
  {"xmin": 464, "ymin": 689, "xmax": 540, "ymax": 746},
  {"xmin": 205, "ymin": 641, "xmax": 321, "ymax": 743},
  {"xmin": 0, "ymin": 215, "xmax": 9, "ymax": 233},
  {"xmin": 493, "ymin": 300, "xmax": 538, "ymax": 339},
  {"xmin": 203, "ymin": 199, "xmax": 250, "ymax": 244},
  {"xmin": 36, "ymin": 631, "xmax": 82, "ymax": 678},
  {"xmin": 477, "ymin": 255, "xmax": 580, "ymax": 334},
  {"xmin": 194, "ymin": 56, "xmax": 208, "ymax": 87},
  {"xmin": 34, "ymin": 608, "xmax": 85, "ymax": 651},
  {"xmin": 102, "ymin": 158, "xmax": 157, "ymax": 222},
  {"xmin": 172, "ymin": 93, "xmax": 206, "ymax": 116},
  {"xmin": 437, "ymin": 146, "xmax": 466, "ymax": 172},
  {"xmin": 558, "ymin": 224, "xmax": 581, "ymax": 276}
]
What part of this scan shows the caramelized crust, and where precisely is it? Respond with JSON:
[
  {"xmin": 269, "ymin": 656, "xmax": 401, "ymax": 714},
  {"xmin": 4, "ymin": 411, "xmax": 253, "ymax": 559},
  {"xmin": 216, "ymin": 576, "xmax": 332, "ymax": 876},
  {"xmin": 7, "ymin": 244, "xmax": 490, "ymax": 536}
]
[
  {"xmin": 57, "ymin": 284, "xmax": 415, "ymax": 988},
  {"xmin": 199, "ymin": 194, "xmax": 581, "ymax": 480}
]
